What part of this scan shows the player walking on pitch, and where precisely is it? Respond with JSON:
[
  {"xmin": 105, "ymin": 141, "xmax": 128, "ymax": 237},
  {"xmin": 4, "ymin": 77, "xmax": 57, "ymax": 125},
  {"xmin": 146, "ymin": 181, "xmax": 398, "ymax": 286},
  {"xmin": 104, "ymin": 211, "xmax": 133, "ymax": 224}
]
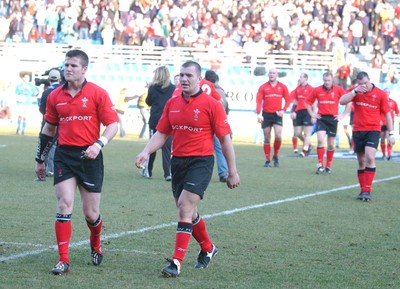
[
  {"xmin": 34, "ymin": 49, "xmax": 119, "ymax": 274},
  {"xmin": 340, "ymin": 71, "xmax": 395, "ymax": 201},
  {"xmin": 135, "ymin": 61, "xmax": 240, "ymax": 277}
]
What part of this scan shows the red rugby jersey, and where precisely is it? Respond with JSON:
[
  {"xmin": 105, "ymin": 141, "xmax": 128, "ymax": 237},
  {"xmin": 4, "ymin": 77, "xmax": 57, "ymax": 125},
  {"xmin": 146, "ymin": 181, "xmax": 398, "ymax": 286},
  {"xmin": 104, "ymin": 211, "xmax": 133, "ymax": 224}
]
[
  {"xmin": 291, "ymin": 84, "xmax": 314, "ymax": 111},
  {"xmin": 380, "ymin": 98, "xmax": 399, "ymax": 126},
  {"xmin": 306, "ymin": 84, "xmax": 345, "ymax": 115},
  {"xmin": 256, "ymin": 81, "xmax": 290, "ymax": 114},
  {"xmin": 389, "ymin": 98, "xmax": 399, "ymax": 121},
  {"xmin": 172, "ymin": 79, "xmax": 221, "ymax": 101},
  {"xmin": 45, "ymin": 81, "xmax": 118, "ymax": 146},
  {"xmin": 156, "ymin": 91, "xmax": 231, "ymax": 157},
  {"xmin": 352, "ymin": 86, "xmax": 389, "ymax": 131}
]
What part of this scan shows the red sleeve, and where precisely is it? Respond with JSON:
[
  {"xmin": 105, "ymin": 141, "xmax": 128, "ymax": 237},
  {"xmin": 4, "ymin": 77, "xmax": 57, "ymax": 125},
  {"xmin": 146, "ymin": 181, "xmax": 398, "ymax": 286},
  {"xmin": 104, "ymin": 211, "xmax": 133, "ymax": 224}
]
[
  {"xmin": 98, "ymin": 88, "xmax": 119, "ymax": 126},
  {"xmin": 256, "ymin": 83, "xmax": 265, "ymax": 114},
  {"xmin": 45, "ymin": 88, "xmax": 60, "ymax": 125},
  {"xmin": 281, "ymin": 83, "xmax": 290, "ymax": 111},
  {"xmin": 306, "ymin": 87, "xmax": 317, "ymax": 106},
  {"xmin": 212, "ymin": 99, "xmax": 232, "ymax": 138}
]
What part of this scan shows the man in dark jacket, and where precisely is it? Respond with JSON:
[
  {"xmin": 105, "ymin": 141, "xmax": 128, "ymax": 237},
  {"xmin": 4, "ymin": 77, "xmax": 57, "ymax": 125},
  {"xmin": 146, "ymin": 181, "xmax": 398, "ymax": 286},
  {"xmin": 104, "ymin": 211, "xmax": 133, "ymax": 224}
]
[{"xmin": 37, "ymin": 68, "xmax": 63, "ymax": 179}]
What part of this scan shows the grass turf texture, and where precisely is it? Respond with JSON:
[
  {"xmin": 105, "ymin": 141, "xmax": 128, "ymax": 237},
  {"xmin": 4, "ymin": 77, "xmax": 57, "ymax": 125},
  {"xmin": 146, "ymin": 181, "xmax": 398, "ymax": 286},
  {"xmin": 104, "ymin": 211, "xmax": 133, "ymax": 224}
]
[{"xmin": 1, "ymin": 128, "xmax": 400, "ymax": 289}]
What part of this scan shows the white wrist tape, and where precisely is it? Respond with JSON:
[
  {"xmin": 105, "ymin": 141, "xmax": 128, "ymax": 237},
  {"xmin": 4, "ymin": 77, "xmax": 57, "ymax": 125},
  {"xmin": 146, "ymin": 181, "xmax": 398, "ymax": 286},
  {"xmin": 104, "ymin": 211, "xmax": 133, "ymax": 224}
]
[
  {"xmin": 99, "ymin": 136, "xmax": 108, "ymax": 146},
  {"xmin": 93, "ymin": 142, "xmax": 102, "ymax": 150}
]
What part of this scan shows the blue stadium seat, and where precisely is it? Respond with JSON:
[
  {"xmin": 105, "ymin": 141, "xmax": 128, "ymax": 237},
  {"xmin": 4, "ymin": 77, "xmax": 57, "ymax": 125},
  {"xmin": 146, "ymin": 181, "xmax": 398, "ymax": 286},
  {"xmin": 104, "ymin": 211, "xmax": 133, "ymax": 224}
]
[
  {"xmin": 136, "ymin": 75, "xmax": 143, "ymax": 83},
  {"xmin": 114, "ymin": 63, "xmax": 121, "ymax": 71},
  {"xmin": 133, "ymin": 63, "xmax": 140, "ymax": 71},
  {"xmin": 141, "ymin": 65, "xmax": 149, "ymax": 73},
  {"xmin": 123, "ymin": 63, "xmax": 131, "ymax": 72}
]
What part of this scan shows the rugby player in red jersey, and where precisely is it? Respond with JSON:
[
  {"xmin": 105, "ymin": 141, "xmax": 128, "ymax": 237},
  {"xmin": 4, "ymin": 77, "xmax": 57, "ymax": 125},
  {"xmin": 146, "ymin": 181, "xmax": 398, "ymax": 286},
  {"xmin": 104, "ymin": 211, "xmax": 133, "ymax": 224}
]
[
  {"xmin": 340, "ymin": 71, "xmax": 395, "ymax": 201},
  {"xmin": 34, "ymin": 49, "xmax": 119, "ymax": 274},
  {"xmin": 174, "ymin": 74, "xmax": 229, "ymax": 182},
  {"xmin": 305, "ymin": 71, "xmax": 350, "ymax": 174},
  {"xmin": 379, "ymin": 88, "xmax": 399, "ymax": 160},
  {"xmin": 290, "ymin": 73, "xmax": 315, "ymax": 157},
  {"xmin": 256, "ymin": 68, "xmax": 291, "ymax": 167},
  {"xmin": 135, "ymin": 61, "xmax": 240, "ymax": 277}
]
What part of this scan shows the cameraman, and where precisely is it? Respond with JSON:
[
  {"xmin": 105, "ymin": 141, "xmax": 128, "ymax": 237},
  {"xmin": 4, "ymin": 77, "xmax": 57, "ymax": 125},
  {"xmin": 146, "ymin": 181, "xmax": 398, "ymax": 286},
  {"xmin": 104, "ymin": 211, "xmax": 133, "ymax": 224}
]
[{"xmin": 37, "ymin": 69, "xmax": 63, "ymax": 179}]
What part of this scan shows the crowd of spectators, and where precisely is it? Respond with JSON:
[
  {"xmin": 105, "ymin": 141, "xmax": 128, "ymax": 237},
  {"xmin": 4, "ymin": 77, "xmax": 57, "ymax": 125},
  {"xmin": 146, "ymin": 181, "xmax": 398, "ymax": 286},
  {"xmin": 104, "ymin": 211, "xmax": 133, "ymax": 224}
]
[
  {"xmin": 0, "ymin": 1, "xmax": 398, "ymax": 52},
  {"xmin": 0, "ymin": 0, "xmax": 400, "ymax": 75}
]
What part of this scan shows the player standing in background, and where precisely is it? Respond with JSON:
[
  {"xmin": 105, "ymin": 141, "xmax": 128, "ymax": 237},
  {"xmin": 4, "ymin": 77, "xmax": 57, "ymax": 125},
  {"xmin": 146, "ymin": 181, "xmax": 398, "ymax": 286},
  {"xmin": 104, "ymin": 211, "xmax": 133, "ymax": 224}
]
[
  {"xmin": 290, "ymin": 73, "xmax": 314, "ymax": 157},
  {"xmin": 289, "ymin": 82, "xmax": 300, "ymax": 154},
  {"xmin": 34, "ymin": 49, "xmax": 118, "ymax": 274},
  {"xmin": 256, "ymin": 68, "xmax": 290, "ymax": 167},
  {"xmin": 135, "ymin": 61, "xmax": 240, "ymax": 277},
  {"xmin": 14, "ymin": 72, "xmax": 39, "ymax": 135},
  {"xmin": 379, "ymin": 87, "xmax": 399, "ymax": 160},
  {"xmin": 340, "ymin": 71, "xmax": 395, "ymax": 201},
  {"xmin": 305, "ymin": 71, "xmax": 349, "ymax": 174}
]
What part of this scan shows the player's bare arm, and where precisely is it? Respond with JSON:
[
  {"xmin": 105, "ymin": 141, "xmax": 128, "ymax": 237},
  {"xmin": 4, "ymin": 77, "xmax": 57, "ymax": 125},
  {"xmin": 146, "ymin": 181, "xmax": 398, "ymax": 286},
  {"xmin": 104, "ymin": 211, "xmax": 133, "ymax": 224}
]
[
  {"xmin": 83, "ymin": 122, "xmax": 118, "ymax": 160},
  {"xmin": 135, "ymin": 131, "xmax": 169, "ymax": 168},
  {"xmin": 219, "ymin": 134, "xmax": 240, "ymax": 189},
  {"xmin": 385, "ymin": 112, "xmax": 396, "ymax": 146}
]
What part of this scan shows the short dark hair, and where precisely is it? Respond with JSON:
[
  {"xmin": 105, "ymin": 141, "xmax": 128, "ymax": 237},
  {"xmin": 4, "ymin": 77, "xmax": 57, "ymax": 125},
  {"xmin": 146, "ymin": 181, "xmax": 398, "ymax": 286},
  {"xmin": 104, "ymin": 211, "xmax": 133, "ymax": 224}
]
[
  {"xmin": 66, "ymin": 49, "xmax": 89, "ymax": 67},
  {"xmin": 181, "ymin": 61, "xmax": 201, "ymax": 76},
  {"xmin": 204, "ymin": 70, "xmax": 218, "ymax": 83},
  {"xmin": 356, "ymin": 71, "xmax": 369, "ymax": 80}
]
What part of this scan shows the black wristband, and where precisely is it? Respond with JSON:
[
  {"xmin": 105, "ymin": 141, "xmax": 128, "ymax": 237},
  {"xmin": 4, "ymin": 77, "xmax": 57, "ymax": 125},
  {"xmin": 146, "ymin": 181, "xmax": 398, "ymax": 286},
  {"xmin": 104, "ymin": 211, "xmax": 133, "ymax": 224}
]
[
  {"xmin": 35, "ymin": 133, "xmax": 54, "ymax": 163},
  {"xmin": 291, "ymin": 104, "xmax": 297, "ymax": 113},
  {"xmin": 96, "ymin": 140, "xmax": 104, "ymax": 148}
]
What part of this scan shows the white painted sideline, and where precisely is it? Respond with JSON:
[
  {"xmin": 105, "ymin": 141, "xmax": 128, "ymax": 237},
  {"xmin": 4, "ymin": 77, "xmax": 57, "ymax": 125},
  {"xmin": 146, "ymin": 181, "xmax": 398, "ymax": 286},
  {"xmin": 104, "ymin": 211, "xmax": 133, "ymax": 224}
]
[{"xmin": 1, "ymin": 175, "xmax": 399, "ymax": 263}]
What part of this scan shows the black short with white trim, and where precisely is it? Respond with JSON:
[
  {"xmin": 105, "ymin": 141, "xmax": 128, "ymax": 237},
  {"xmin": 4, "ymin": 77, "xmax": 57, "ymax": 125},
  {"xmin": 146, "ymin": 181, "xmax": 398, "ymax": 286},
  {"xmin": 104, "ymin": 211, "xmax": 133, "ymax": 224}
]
[
  {"xmin": 171, "ymin": 155, "xmax": 214, "ymax": 199},
  {"xmin": 293, "ymin": 109, "xmax": 313, "ymax": 127},
  {"xmin": 54, "ymin": 145, "xmax": 104, "ymax": 192},
  {"xmin": 353, "ymin": 131, "xmax": 380, "ymax": 153},
  {"xmin": 316, "ymin": 115, "xmax": 338, "ymax": 137},
  {"xmin": 262, "ymin": 112, "xmax": 283, "ymax": 128}
]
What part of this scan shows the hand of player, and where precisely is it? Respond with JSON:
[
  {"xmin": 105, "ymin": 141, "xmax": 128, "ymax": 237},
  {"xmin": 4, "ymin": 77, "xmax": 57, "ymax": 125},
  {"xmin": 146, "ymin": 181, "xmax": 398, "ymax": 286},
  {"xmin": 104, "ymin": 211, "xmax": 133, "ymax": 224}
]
[
  {"xmin": 82, "ymin": 144, "xmax": 101, "ymax": 160},
  {"xmin": 290, "ymin": 112, "xmax": 296, "ymax": 120},
  {"xmin": 276, "ymin": 110, "xmax": 284, "ymax": 117},
  {"xmin": 312, "ymin": 113, "xmax": 321, "ymax": 120},
  {"xmin": 35, "ymin": 162, "xmax": 46, "ymax": 181},
  {"xmin": 388, "ymin": 135, "xmax": 396, "ymax": 146},
  {"xmin": 135, "ymin": 152, "xmax": 149, "ymax": 169},
  {"xmin": 335, "ymin": 114, "xmax": 344, "ymax": 121},
  {"xmin": 257, "ymin": 114, "xmax": 263, "ymax": 123},
  {"xmin": 355, "ymin": 83, "xmax": 367, "ymax": 93},
  {"xmin": 226, "ymin": 172, "xmax": 240, "ymax": 189}
]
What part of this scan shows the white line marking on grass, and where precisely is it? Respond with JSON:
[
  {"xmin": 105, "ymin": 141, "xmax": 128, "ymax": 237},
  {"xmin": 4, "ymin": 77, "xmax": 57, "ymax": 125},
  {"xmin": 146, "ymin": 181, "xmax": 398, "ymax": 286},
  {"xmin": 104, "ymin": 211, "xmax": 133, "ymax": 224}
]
[
  {"xmin": 1, "ymin": 175, "xmax": 399, "ymax": 263},
  {"xmin": 0, "ymin": 242, "xmax": 45, "ymax": 247},
  {"xmin": 106, "ymin": 249, "xmax": 158, "ymax": 255}
]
